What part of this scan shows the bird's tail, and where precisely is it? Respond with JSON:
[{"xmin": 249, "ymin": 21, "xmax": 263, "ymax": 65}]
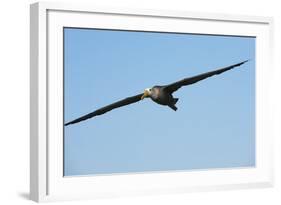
[
  {"xmin": 169, "ymin": 103, "xmax": 178, "ymax": 111},
  {"xmin": 168, "ymin": 98, "xmax": 179, "ymax": 111},
  {"xmin": 173, "ymin": 98, "xmax": 179, "ymax": 104}
]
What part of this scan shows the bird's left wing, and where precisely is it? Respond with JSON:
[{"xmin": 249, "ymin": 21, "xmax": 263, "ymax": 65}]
[
  {"xmin": 164, "ymin": 60, "xmax": 249, "ymax": 93},
  {"xmin": 65, "ymin": 93, "xmax": 143, "ymax": 126}
]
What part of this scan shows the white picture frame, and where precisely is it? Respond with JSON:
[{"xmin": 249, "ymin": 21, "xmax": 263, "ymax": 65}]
[{"xmin": 30, "ymin": 2, "xmax": 274, "ymax": 202}]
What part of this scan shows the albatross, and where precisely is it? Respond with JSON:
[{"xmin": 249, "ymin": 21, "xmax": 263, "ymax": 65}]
[{"xmin": 65, "ymin": 60, "xmax": 249, "ymax": 126}]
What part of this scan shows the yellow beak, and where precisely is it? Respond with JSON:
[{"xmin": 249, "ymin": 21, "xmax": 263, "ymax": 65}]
[{"xmin": 141, "ymin": 90, "xmax": 149, "ymax": 100}]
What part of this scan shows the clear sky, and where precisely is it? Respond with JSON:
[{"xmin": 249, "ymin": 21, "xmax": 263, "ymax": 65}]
[{"xmin": 64, "ymin": 28, "xmax": 255, "ymax": 176}]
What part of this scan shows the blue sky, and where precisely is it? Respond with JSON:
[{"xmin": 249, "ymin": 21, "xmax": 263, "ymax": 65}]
[{"xmin": 64, "ymin": 28, "xmax": 255, "ymax": 176}]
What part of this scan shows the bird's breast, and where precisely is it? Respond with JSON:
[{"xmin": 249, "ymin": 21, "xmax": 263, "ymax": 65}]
[{"xmin": 151, "ymin": 87, "xmax": 173, "ymax": 105}]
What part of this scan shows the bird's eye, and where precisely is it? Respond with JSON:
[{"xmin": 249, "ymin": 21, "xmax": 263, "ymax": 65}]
[{"xmin": 149, "ymin": 89, "xmax": 152, "ymax": 91}]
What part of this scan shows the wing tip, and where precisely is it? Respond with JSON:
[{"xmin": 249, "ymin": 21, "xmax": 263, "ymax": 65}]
[
  {"xmin": 241, "ymin": 59, "xmax": 251, "ymax": 64},
  {"xmin": 234, "ymin": 59, "xmax": 250, "ymax": 68},
  {"xmin": 65, "ymin": 120, "xmax": 79, "ymax": 126},
  {"xmin": 64, "ymin": 122, "xmax": 73, "ymax": 126}
]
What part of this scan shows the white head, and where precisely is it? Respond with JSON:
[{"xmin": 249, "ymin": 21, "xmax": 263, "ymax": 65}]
[{"xmin": 141, "ymin": 88, "xmax": 152, "ymax": 100}]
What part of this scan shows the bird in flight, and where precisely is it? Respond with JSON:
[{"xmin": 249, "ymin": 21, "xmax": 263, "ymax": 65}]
[{"xmin": 65, "ymin": 60, "xmax": 249, "ymax": 126}]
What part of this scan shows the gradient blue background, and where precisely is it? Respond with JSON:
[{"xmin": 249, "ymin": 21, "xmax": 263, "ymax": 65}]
[{"xmin": 64, "ymin": 28, "xmax": 255, "ymax": 176}]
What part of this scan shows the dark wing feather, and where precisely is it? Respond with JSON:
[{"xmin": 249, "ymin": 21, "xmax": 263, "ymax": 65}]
[
  {"xmin": 65, "ymin": 93, "xmax": 143, "ymax": 126},
  {"xmin": 164, "ymin": 60, "xmax": 249, "ymax": 93}
]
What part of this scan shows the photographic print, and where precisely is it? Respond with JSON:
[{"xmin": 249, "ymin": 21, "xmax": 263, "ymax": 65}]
[{"xmin": 63, "ymin": 28, "xmax": 255, "ymax": 176}]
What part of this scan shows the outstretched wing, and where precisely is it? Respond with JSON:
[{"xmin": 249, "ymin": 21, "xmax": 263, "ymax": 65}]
[
  {"xmin": 164, "ymin": 60, "xmax": 249, "ymax": 93},
  {"xmin": 65, "ymin": 93, "xmax": 143, "ymax": 126}
]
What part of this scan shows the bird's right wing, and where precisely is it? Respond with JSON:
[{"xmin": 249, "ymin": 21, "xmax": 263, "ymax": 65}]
[
  {"xmin": 164, "ymin": 60, "xmax": 249, "ymax": 93},
  {"xmin": 65, "ymin": 93, "xmax": 143, "ymax": 126}
]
